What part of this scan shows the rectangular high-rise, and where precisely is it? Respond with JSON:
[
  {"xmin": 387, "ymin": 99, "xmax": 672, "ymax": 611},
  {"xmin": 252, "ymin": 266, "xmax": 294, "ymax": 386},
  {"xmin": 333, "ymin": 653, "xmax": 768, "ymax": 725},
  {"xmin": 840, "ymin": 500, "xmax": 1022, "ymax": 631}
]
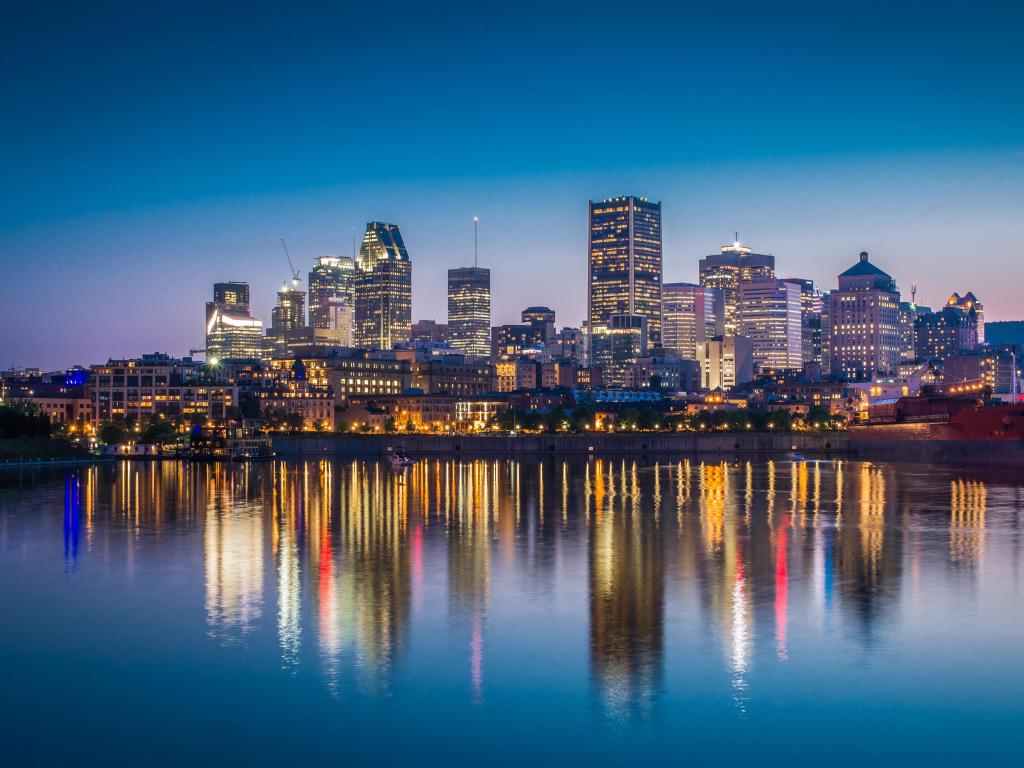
[
  {"xmin": 662, "ymin": 282, "xmax": 723, "ymax": 360},
  {"xmin": 354, "ymin": 222, "xmax": 412, "ymax": 350},
  {"xmin": 699, "ymin": 241, "xmax": 775, "ymax": 336},
  {"xmin": 308, "ymin": 256, "xmax": 354, "ymax": 329},
  {"xmin": 205, "ymin": 282, "xmax": 264, "ymax": 362},
  {"xmin": 447, "ymin": 267, "xmax": 491, "ymax": 358},
  {"xmin": 738, "ymin": 279, "xmax": 803, "ymax": 370},
  {"xmin": 588, "ymin": 197, "xmax": 662, "ymax": 349}
]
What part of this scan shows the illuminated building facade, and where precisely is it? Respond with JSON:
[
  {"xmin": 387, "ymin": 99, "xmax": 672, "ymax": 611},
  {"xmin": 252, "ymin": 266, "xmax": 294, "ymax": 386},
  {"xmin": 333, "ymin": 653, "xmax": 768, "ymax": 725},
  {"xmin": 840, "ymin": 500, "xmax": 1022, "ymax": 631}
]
[
  {"xmin": 355, "ymin": 222, "xmax": 412, "ymax": 350},
  {"xmin": 590, "ymin": 314, "xmax": 649, "ymax": 388},
  {"xmin": 662, "ymin": 282, "xmax": 723, "ymax": 360},
  {"xmin": 827, "ymin": 252, "xmax": 901, "ymax": 382},
  {"xmin": 308, "ymin": 255, "xmax": 354, "ymax": 331},
  {"xmin": 89, "ymin": 355, "xmax": 236, "ymax": 424},
  {"xmin": 588, "ymin": 197, "xmax": 662, "ymax": 349},
  {"xmin": 738, "ymin": 279, "xmax": 803, "ymax": 370},
  {"xmin": 781, "ymin": 278, "xmax": 824, "ymax": 367},
  {"xmin": 897, "ymin": 300, "xmax": 931, "ymax": 362},
  {"xmin": 946, "ymin": 292, "xmax": 985, "ymax": 344},
  {"xmin": 696, "ymin": 335, "xmax": 754, "ymax": 391},
  {"xmin": 267, "ymin": 352, "xmax": 409, "ymax": 405},
  {"xmin": 914, "ymin": 305, "xmax": 979, "ymax": 363},
  {"xmin": 491, "ymin": 324, "xmax": 546, "ymax": 360},
  {"xmin": 266, "ymin": 286, "xmax": 307, "ymax": 359},
  {"xmin": 447, "ymin": 267, "xmax": 491, "ymax": 358},
  {"xmin": 699, "ymin": 241, "xmax": 775, "ymax": 335},
  {"xmin": 205, "ymin": 281, "xmax": 265, "ymax": 362}
]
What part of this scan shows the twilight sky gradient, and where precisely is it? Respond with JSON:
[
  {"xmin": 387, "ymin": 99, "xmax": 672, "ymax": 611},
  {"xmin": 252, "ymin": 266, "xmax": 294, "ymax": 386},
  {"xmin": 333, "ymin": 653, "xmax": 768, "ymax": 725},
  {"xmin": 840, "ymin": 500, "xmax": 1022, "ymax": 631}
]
[{"xmin": 1, "ymin": 0, "xmax": 1022, "ymax": 369}]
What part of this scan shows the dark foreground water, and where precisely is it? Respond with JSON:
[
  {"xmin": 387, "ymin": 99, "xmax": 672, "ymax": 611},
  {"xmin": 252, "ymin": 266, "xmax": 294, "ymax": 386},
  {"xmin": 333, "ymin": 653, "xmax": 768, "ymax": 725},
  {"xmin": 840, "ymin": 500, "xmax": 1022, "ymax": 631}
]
[{"xmin": 1, "ymin": 457, "xmax": 1022, "ymax": 765}]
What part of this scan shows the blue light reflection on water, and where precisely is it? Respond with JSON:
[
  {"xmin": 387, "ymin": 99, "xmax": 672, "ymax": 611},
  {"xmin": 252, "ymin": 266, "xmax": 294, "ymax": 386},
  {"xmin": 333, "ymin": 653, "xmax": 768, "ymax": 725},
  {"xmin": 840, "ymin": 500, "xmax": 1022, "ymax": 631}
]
[{"xmin": 1, "ymin": 458, "xmax": 1022, "ymax": 765}]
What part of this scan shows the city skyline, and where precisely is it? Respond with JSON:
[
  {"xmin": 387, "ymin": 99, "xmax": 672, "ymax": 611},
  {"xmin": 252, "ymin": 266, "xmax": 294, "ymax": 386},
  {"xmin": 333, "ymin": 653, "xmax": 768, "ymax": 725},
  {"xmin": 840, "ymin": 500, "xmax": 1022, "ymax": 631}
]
[{"xmin": 3, "ymin": 2, "xmax": 1024, "ymax": 369}]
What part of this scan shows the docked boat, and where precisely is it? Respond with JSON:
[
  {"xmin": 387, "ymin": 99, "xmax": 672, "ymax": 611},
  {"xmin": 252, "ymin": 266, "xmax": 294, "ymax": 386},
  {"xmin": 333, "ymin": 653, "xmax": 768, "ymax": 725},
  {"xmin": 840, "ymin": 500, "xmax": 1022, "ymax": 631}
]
[
  {"xmin": 386, "ymin": 446, "xmax": 414, "ymax": 468},
  {"xmin": 849, "ymin": 396, "xmax": 1024, "ymax": 442},
  {"xmin": 187, "ymin": 435, "xmax": 275, "ymax": 460}
]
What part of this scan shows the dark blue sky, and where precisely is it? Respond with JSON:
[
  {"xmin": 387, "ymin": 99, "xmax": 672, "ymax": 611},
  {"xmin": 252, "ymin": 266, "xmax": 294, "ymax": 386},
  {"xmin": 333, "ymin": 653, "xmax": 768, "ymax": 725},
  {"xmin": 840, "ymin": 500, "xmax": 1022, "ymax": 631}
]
[{"xmin": 2, "ymin": 1, "xmax": 1022, "ymax": 368}]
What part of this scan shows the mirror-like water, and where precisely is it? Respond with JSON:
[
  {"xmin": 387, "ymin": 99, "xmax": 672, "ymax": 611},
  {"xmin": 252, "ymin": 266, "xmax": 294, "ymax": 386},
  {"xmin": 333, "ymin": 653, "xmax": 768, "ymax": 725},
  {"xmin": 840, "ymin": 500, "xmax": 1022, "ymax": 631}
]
[{"xmin": 1, "ymin": 458, "xmax": 1021, "ymax": 765}]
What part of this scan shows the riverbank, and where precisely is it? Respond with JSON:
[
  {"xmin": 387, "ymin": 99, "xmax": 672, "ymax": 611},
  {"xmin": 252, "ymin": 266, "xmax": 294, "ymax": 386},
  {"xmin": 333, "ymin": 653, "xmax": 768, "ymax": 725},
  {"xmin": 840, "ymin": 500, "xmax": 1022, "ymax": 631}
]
[
  {"xmin": 0, "ymin": 437, "xmax": 103, "ymax": 467},
  {"xmin": 273, "ymin": 432, "xmax": 850, "ymax": 457}
]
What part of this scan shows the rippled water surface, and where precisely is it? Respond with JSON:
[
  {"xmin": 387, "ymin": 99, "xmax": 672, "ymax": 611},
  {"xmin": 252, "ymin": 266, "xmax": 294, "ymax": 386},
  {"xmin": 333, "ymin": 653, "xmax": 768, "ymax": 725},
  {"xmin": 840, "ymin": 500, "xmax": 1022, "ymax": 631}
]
[{"xmin": 2, "ymin": 457, "xmax": 1022, "ymax": 765}]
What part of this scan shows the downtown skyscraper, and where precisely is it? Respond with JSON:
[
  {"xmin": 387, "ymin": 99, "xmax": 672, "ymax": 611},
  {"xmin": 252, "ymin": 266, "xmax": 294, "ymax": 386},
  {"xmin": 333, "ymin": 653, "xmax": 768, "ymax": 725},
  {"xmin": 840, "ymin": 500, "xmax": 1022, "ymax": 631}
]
[
  {"xmin": 205, "ymin": 282, "xmax": 265, "ymax": 362},
  {"xmin": 662, "ymin": 282, "xmax": 723, "ymax": 360},
  {"xmin": 588, "ymin": 196, "xmax": 663, "ymax": 349},
  {"xmin": 354, "ymin": 222, "xmax": 412, "ymax": 350},
  {"xmin": 447, "ymin": 267, "xmax": 490, "ymax": 358},
  {"xmin": 698, "ymin": 239, "xmax": 775, "ymax": 336},
  {"xmin": 308, "ymin": 255, "xmax": 354, "ymax": 328}
]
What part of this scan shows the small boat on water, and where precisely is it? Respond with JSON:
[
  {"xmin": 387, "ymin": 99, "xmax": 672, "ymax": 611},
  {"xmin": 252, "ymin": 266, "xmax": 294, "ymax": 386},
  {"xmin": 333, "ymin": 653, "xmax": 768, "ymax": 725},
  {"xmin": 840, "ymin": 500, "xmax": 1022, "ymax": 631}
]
[{"xmin": 387, "ymin": 446, "xmax": 414, "ymax": 469}]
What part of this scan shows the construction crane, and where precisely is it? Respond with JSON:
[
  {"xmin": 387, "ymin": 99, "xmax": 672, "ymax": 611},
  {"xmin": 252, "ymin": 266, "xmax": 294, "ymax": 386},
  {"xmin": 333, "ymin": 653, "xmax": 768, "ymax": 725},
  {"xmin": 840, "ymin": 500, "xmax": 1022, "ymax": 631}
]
[{"xmin": 280, "ymin": 237, "xmax": 301, "ymax": 289}]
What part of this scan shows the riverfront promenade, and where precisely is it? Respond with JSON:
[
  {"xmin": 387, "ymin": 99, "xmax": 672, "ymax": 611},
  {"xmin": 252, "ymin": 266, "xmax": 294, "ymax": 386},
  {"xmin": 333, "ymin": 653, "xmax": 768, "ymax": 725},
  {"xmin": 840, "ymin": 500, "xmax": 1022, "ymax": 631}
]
[{"xmin": 273, "ymin": 432, "xmax": 850, "ymax": 457}]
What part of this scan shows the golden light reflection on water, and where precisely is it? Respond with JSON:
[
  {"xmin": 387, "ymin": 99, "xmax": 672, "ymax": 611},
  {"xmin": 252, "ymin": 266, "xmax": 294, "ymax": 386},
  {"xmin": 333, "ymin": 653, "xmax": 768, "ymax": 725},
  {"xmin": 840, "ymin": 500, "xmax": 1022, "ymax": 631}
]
[{"xmin": 34, "ymin": 457, "xmax": 1011, "ymax": 720}]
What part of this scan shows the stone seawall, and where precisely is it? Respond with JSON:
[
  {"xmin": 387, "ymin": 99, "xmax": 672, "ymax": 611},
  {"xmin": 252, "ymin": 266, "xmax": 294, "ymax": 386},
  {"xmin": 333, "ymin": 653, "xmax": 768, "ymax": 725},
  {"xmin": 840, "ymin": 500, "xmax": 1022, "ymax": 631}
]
[{"xmin": 273, "ymin": 432, "xmax": 851, "ymax": 457}]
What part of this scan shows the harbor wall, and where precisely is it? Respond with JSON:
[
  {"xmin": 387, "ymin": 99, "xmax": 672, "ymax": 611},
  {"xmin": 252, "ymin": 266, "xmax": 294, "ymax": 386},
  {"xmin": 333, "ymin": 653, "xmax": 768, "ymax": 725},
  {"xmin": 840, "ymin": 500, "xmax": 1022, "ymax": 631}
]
[{"xmin": 273, "ymin": 432, "xmax": 850, "ymax": 457}]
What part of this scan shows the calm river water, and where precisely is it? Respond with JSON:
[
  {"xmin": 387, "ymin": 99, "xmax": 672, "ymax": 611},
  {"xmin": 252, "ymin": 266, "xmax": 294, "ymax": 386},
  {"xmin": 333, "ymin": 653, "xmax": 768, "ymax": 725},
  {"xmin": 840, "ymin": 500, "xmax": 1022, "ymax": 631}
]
[{"xmin": 1, "ymin": 457, "xmax": 1022, "ymax": 765}]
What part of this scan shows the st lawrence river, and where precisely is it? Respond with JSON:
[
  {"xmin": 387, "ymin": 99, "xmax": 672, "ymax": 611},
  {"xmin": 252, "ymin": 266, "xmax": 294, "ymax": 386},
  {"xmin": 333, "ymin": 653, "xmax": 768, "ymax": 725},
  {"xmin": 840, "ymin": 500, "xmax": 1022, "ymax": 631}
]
[{"xmin": 1, "ymin": 457, "xmax": 1022, "ymax": 765}]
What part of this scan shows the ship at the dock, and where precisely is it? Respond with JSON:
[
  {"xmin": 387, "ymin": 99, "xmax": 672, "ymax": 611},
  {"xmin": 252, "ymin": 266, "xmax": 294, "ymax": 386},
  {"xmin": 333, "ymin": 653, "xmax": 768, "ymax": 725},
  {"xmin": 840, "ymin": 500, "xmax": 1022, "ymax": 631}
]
[{"xmin": 849, "ymin": 392, "xmax": 1024, "ymax": 464}]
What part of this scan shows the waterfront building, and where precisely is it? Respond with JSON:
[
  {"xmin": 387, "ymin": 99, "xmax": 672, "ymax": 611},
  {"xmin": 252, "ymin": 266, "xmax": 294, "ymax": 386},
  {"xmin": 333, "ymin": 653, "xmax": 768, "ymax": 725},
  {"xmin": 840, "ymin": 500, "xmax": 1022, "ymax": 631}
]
[
  {"xmin": 455, "ymin": 395, "xmax": 510, "ymax": 431},
  {"xmin": 1, "ymin": 370, "xmax": 92, "ymax": 425},
  {"xmin": 826, "ymin": 251, "xmax": 901, "ymax": 382},
  {"xmin": 88, "ymin": 355, "xmax": 236, "ymax": 424},
  {"xmin": 267, "ymin": 350, "xmax": 409, "ymax": 406},
  {"xmin": 205, "ymin": 282, "xmax": 265, "ymax": 362},
  {"xmin": 308, "ymin": 255, "xmax": 354, "ymax": 331},
  {"xmin": 699, "ymin": 240, "xmax": 775, "ymax": 335},
  {"xmin": 738, "ymin": 279, "xmax": 803, "ymax": 371},
  {"xmin": 696, "ymin": 335, "xmax": 754, "ymax": 391},
  {"xmin": 590, "ymin": 314, "xmax": 649, "ymax": 388},
  {"xmin": 588, "ymin": 196, "xmax": 663, "ymax": 347},
  {"xmin": 354, "ymin": 222, "xmax": 412, "ymax": 349},
  {"xmin": 447, "ymin": 267, "xmax": 491, "ymax": 358},
  {"xmin": 256, "ymin": 358, "xmax": 335, "ymax": 430},
  {"xmin": 661, "ymin": 282, "xmax": 723, "ymax": 360},
  {"xmin": 946, "ymin": 292, "xmax": 985, "ymax": 343},
  {"xmin": 914, "ymin": 305, "xmax": 980, "ymax": 363},
  {"xmin": 350, "ymin": 393, "xmax": 458, "ymax": 432},
  {"xmin": 411, "ymin": 359, "xmax": 493, "ymax": 396}
]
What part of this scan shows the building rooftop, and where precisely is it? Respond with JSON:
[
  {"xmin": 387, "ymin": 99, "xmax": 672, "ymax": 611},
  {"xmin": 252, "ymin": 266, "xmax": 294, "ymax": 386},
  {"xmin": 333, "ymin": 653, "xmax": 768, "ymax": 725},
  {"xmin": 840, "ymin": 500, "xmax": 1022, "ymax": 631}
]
[{"xmin": 839, "ymin": 251, "xmax": 892, "ymax": 279}]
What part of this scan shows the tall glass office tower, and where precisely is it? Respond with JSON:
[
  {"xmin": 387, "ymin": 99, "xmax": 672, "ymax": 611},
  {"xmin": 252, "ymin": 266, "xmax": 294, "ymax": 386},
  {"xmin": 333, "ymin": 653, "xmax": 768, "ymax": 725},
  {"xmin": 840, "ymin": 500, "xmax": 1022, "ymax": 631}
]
[
  {"xmin": 447, "ymin": 267, "xmax": 491, "ymax": 358},
  {"xmin": 354, "ymin": 222, "xmax": 412, "ymax": 350},
  {"xmin": 308, "ymin": 256, "xmax": 354, "ymax": 329},
  {"xmin": 588, "ymin": 197, "xmax": 662, "ymax": 349},
  {"xmin": 698, "ymin": 240, "xmax": 775, "ymax": 336}
]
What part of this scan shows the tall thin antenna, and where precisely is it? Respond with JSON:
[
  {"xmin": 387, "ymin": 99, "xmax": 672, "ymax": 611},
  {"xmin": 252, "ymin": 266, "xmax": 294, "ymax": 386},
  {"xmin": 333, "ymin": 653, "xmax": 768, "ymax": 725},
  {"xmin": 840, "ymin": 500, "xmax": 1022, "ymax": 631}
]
[
  {"xmin": 911, "ymin": 282, "xmax": 918, "ymax": 305},
  {"xmin": 734, "ymin": 231, "xmax": 739, "ymax": 244},
  {"xmin": 352, "ymin": 226, "xmax": 357, "ymax": 260},
  {"xmin": 473, "ymin": 216, "xmax": 479, "ymax": 268}
]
